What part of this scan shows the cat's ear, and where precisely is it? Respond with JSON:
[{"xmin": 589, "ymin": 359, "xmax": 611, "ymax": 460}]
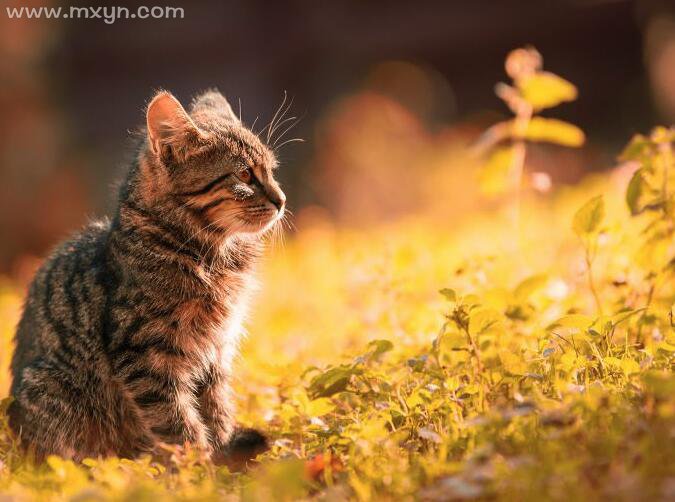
[
  {"xmin": 190, "ymin": 89, "xmax": 239, "ymax": 123},
  {"xmin": 146, "ymin": 91, "xmax": 203, "ymax": 162}
]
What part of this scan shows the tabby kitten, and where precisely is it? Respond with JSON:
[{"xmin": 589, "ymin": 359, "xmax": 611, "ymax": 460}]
[{"xmin": 8, "ymin": 89, "xmax": 285, "ymax": 462}]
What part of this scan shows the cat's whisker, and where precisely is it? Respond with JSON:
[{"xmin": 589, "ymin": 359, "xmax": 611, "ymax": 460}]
[
  {"xmin": 272, "ymin": 116, "xmax": 302, "ymax": 148},
  {"xmin": 266, "ymin": 95, "xmax": 294, "ymax": 147},
  {"xmin": 265, "ymin": 218, "xmax": 282, "ymax": 249},
  {"xmin": 274, "ymin": 96, "xmax": 294, "ymax": 138},
  {"xmin": 284, "ymin": 211, "xmax": 296, "ymax": 231},
  {"xmin": 268, "ymin": 116, "xmax": 298, "ymax": 146},
  {"xmin": 265, "ymin": 91, "xmax": 288, "ymax": 144},
  {"xmin": 281, "ymin": 212, "xmax": 295, "ymax": 233},
  {"xmin": 275, "ymin": 138, "xmax": 305, "ymax": 150},
  {"xmin": 277, "ymin": 219, "xmax": 288, "ymax": 248}
]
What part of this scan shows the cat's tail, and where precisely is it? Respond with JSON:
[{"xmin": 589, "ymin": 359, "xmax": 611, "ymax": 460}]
[{"xmin": 218, "ymin": 428, "xmax": 270, "ymax": 471}]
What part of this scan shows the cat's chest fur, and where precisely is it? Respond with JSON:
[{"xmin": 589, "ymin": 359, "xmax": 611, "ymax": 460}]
[
  {"xmin": 165, "ymin": 268, "xmax": 252, "ymax": 376},
  {"xmin": 112, "ymin": 259, "xmax": 254, "ymax": 388},
  {"xmin": 177, "ymin": 270, "xmax": 250, "ymax": 365}
]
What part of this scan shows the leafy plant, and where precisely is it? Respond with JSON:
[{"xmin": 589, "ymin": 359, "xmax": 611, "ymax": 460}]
[
  {"xmin": 476, "ymin": 46, "xmax": 585, "ymax": 216},
  {"xmin": 573, "ymin": 194, "xmax": 606, "ymax": 313}
]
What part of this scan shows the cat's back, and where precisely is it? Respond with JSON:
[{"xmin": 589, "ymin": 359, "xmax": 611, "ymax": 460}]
[{"xmin": 11, "ymin": 219, "xmax": 112, "ymax": 392}]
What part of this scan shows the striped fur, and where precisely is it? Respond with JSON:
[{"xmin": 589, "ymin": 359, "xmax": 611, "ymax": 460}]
[{"xmin": 8, "ymin": 90, "xmax": 285, "ymax": 462}]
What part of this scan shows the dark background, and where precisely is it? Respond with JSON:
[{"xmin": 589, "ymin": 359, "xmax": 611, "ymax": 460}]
[{"xmin": 1, "ymin": 0, "xmax": 674, "ymax": 272}]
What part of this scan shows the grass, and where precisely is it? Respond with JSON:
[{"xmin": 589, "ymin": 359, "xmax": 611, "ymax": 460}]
[{"xmin": 0, "ymin": 166, "xmax": 673, "ymax": 500}]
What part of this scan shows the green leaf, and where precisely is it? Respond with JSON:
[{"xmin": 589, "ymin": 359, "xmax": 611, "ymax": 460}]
[
  {"xmin": 439, "ymin": 288, "xmax": 457, "ymax": 302},
  {"xmin": 603, "ymin": 356, "xmax": 622, "ymax": 367},
  {"xmin": 514, "ymin": 274, "xmax": 548, "ymax": 301},
  {"xmin": 550, "ymin": 314, "xmax": 594, "ymax": 331},
  {"xmin": 626, "ymin": 168, "xmax": 647, "ymax": 215},
  {"xmin": 518, "ymin": 72, "xmax": 578, "ymax": 110},
  {"xmin": 367, "ymin": 339, "xmax": 394, "ymax": 359},
  {"xmin": 589, "ymin": 317, "xmax": 613, "ymax": 337},
  {"xmin": 625, "ymin": 167, "xmax": 664, "ymax": 215},
  {"xmin": 610, "ymin": 308, "xmax": 645, "ymax": 327},
  {"xmin": 469, "ymin": 308, "xmax": 503, "ymax": 336},
  {"xmin": 655, "ymin": 341, "xmax": 675, "ymax": 353},
  {"xmin": 304, "ymin": 397, "xmax": 336, "ymax": 417},
  {"xmin": 523, "ymin": 117, "xmax": 585, "ymax": 147},
  {"xmin": 620, "ymin": 359, "xmax": 641, "ymax": 375},
  {"xmin": 650, "ymin": 126, "xmax": 675, "ymax": 144},
  {"xmin": 478, "ymin": 146, "xmax": 515, "ymax": 195},
  {"xmin": 308, "ymin": 365, "xmax": 356, "ymax": 398},
  {"xmin": 604, "ymin": 357, "xmax": 640, "ymax": 376},
  {"xmin": 439, "ymin": 330, "xmax": 470, "ymax": 350},
  {"xmin": 573, "ymin": 195, "xmax": 605, "ymax": 236},
  {"xmin": 619, "ymin": 134, "xmax": 651, "ymax": 162}
]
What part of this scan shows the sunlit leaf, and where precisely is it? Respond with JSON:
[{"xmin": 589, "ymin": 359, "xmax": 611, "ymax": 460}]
[
  {"xmin": 439, "ymin": 288, "xmax": 457, "ymax": 302},
  {"xmin": 469, "ymin": 308, "xmax": 503, "ymax": 336},
  {"xmin": 523, "ymin": 117, "xmax": 585, "ymax": 147},
  {"xmin": 305, "ymin": 397, "xmax": 336, "ymax": 417},
  {"xmin": 573, "ymin": 195, "xmax": 604, "ymax": 235},
  {"xmin": 358, "ymin": 418, "xmax": 389, "ymax": 440},
  {"xmin": 620, "ymin": 359, "xmax": 640, "ymax": 375},
  {"xmin": 439, "ymin": 329, "xmax": 469, "ymax": 351},
  {"xmin": 479, "ymin": 146, "xmax": 515, "ymax": 195},
  {"xmin": 368, "ymin": 339, "xmax": 394, "ymax": 357},
  {"xmin": 499, "ymin": 351, "xmax": 528, "ymax": 375},
  {"xmin": 308, "ymin": 365, "xmax": 357, "ymax": 398},
  {"xmin": 550, "ymin": 314, "xmax": 594, "ymax": 331},
  {"xmin": 518, "ymin": 72, "xmax": 578, "ymax": 110},
  {"xmin": 650, "ymin": 125, "xmax": 675, "ymax": 144},
  {"xmin": 406, "ymin": 390, "xmax": 425, "ymax": 409},
  {"xmin": 655, "ymin": 341, "xmax": 675, "ymax": 353},
  {"xmin": 604, "ymin": 357, "xmax": 640, "ymax": 376},
  {"xmin": 514, "ymin": 274, "xmax": 548, "ymax": 301},
  {"xmin": 626, "ymin": 168, "xmax": 647, "ymax": 215},
  {"xmin": 619, "ymin": 134, "xmax": 651, "ymax": 162},
  {"xmin": 610, "ymin": 308, "xmax": 645, "ymax": 327}
]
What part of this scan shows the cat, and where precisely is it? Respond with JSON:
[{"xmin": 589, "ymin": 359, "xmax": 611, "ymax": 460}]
[{"xmin": 8, "ymin": 89, "xmax": 286, "ymax": 463}]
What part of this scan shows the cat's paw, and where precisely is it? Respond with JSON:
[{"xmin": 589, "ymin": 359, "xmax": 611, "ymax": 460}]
[{"xmin": 212, "ymin": 427, "xmax": 269, "ymax": 471}]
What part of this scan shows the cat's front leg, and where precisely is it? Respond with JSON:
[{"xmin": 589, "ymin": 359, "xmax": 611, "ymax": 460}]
[
  {"xmin": 197, "ymin": 367, "xmax": 236, "ymax": 453},
  {"xmin": 123, "ymin": 364, "xmax": 211, "ymax": 452}
]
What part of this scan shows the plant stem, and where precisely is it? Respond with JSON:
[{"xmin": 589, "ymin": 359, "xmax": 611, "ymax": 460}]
[
  {"xmin": 584, "ymin": 242, "xmax": 603, "ymax": 315},
  {"xmin": 510, "ymin": 102, "xmax": 533, "ymax": 232},
  {"xmin": 636, "ymin": 281, "xmax": 656, "ymax": 346},
  {"xmin": 462, "ymin": 326, "xmax": 484, "ymax": 374}
]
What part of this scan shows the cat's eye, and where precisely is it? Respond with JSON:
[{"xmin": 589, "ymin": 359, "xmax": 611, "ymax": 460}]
[{"xmin": 238, "ymin": 168, "xmax": 253, "ymax": 184}]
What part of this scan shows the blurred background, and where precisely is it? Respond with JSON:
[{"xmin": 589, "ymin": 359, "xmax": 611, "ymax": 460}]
[{"xmin": 1, "ymin": 0, "xmax": 675, "ymax": 276}]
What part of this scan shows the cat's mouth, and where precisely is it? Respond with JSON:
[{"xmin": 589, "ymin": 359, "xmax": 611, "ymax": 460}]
[{"xmin": 235, "ymin": 203, "xmax": 283, "ymax": 234}]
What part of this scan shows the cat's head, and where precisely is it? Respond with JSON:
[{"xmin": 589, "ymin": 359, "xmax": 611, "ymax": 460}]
[{"xmin": 142, "ymin": 89, "xmax": 285, "ymax": 236}]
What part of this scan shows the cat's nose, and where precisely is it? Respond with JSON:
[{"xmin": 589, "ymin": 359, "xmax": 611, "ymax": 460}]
[{"xmin": 270, "ymin": 191, "xmax": 286, "ymax": 211}]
